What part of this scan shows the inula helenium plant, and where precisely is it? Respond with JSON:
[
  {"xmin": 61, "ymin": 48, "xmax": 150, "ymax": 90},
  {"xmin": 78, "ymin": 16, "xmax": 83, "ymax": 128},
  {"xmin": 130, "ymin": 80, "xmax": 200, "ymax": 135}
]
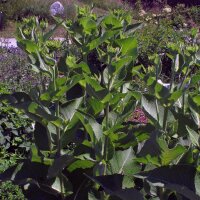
[{"xmin": 0, "ymin": 5, "xmax": 200, "ymax": 200}]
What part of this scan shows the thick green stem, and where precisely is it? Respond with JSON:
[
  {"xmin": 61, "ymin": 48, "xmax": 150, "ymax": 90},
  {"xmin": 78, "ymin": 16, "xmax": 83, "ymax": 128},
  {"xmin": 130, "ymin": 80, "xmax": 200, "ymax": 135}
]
[
  {"xmin": 103, "ymin": 61, "xmax": 112, "ymax": 175},
  {"xmin": 53, "ymin": 65, "xmax": 61, "ymax": 157},
  {"xmin": 56, "ymin": 101, "xmax": 61, "ymax": 156},
  {"xmin": 155, "ymin": 99, "xmax": 160, "ymax": 126},
  {"xmin": 163, "ymin": 107, "xmax": 169, "ymax": 132},
  {"xmin": 53, "ymin": 64, "xmax": 63, "ymax": 196},
  {"xmin": 182, "ymin": 92, "xmax": 185, "ymax": 114},
  {"xmin": 170, "ymin": 60, "xmax": 175, "ymax": 92}
]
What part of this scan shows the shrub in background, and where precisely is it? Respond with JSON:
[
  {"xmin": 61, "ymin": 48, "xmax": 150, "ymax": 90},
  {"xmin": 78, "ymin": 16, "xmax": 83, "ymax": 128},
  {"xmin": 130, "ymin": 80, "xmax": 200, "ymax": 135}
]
[
  {"xmin": 0, "ymin": 181, "xmax": 26, "ymax": 200},
  {"xmin": 135, "ymin": 15, "xmax": 199, "ymax": 78},
  {"xmin": 79, "ymin": 0, "xmax": 125, "ymax": 10},
  {"xmin": 0, "ymin": 0, "xmax": 77, "ymax": 21},
  {"xmin": 188, "ymin": 6, "xmax": 200, "ymax": 25}
]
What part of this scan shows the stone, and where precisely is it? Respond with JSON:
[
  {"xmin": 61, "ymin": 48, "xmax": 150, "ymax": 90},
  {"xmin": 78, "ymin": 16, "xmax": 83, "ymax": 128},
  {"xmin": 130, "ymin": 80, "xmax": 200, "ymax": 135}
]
[
  {"xmin": 139, "ymin": 9, "xmax": 146, "ymax": 17},
  {"xmin": 163, "ymin": 6, "xmax": 172, "ymax": 13},
  {"xmin": 50, "ymin": 1, "xmax": 64, "ymax": 16}
]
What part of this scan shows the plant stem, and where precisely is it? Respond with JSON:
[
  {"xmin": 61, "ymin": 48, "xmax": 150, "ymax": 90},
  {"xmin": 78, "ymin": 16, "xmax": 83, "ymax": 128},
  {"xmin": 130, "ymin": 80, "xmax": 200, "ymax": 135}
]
[
  {"xmin": 155, "ymin": 99, "xmax": 160, "ymax": 126},
  {"xmin": 53, "ymin": 64, "xmax": 64, "ymax": 196},
  {"xmin": 163, "ymin": 107, "xmax": 168, "ymax": 131},
  {"xmin": 170, "ymin": 60, "xmax": 175, "ymax": 92},
  {"xmin": 182, "ymin": 92, "xmax": 185, "ymax": 114},
  {"xmin": 53, "ymin": 64, "xmax": 61, "ymax": 157},
  {"xmin": 56, "ymin": 101, "xmax": 61, "ymax": 156}
]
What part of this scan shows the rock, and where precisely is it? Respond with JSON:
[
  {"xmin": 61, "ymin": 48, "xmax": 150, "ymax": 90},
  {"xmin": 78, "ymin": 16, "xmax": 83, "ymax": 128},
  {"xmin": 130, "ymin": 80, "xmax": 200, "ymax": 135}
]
[
  {"xmin": 163, "ymin": 6, "xmax": 172, "ymax": 13},
  {"xmin": 50, "ymin": 1, "xmax": 64, "ymax": 16},
  {"xmin": 183, "ymin": 23, "xmax": 188, "ymax": 28},
  {"xmin": 139, "ymin": 9, "xmax": 146, "ymax": 17}
]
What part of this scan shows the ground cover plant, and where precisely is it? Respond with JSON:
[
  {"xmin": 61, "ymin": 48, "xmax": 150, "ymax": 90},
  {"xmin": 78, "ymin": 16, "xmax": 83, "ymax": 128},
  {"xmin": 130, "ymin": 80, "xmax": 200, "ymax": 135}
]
[
  {"xmin": 0, "ymin": 47, "xmax": 42, "ymax": 92},
  {"xmin": 0, "ymin": 5, "xmax": 200, "ymax": 200}
]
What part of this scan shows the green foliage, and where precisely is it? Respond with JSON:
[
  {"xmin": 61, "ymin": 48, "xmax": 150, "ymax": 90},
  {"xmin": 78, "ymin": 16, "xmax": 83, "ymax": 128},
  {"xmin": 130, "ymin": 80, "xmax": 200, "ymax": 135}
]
[
  {"xmin": 0, "ymin": 181, "xmax": 26, "ymax": 200},
  {"xmin": 135, "ymin": 17, "xmax": 185, "ymax": 66},
  {"xmin": 189, "ymin": 6, "xmax": 200, "ymax": 25},
  {"xmin": 79, "ymin": 0, "xmax": 124, "ymax": 10},
  {"xmin": 0, "ymin": 6, "xmax": 200, "ymax": 200},
  {"xmin": 0, "ymin": 148, "xmax": 19, "ymax": 173},
  {"xmin": 0, "ymin": 84, "xmax": 33, "ymax": 153},
  {"xmin": 0, "ymin": 100, "xmax": 33, "ymax": 152}
]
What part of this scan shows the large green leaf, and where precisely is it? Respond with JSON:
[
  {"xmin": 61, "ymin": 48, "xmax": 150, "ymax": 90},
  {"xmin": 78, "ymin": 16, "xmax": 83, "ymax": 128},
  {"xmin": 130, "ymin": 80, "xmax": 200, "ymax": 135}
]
[
  {"xmin": 111, "ymin": 56, "xmax": 133, "ymax": 75},
  {"xmin": 136, "ymin": 130, "xmax": 161, "ymax": 166},
  {"xmin": 79, "ymin": 17, "xmax": 97, "ymax": 35},
  {"xmin": 84, "ymin": 75, "xmax": 105, "ymax": 92},
  {"xmin": 0, "ymin": 93, "xmax": 61, "ymax": 127},
  {"xmin": 87, "ymin": 29, "xmax": 120, "ymax": 50},
  {"xmin": 135, "ymin": 165, "xmax": 200, "ymax": 200},
  {"xmin": 141, "ymin": 94, "xmax": 164, "ymax": 126},
  {"xmin": 124, "ymin": 23, "xmax": 143, "ymax": 35},
  {"xmin": 188, "ymin": 94, "xmax": 200, "ymax": 114},
  {"xmin": 60, "ymin": 97, "xmax": 83, "ymax": 121},
  {"xmin": 17, "ymin": 39, "xmax": 38, "ymax": 53},
  {"xmin": 50, "ymin": 173, "xmax": 73, "ymax": 196},
  {"xmin": 0, "ymin": 160, "xmax": 49, "ymax": 182},
  {"xmin": 88, "ymin": 97, "xmax": 105, "ymax": 115},
  {"xmin": 34, "ymin": 122, "xmax": 51, "ymax": 151},
  {"xmin": 86, "ymin": 174, "xmax": 144, "ymax": 200},
  {"xmin": 186, "ymin": 126, "xmax": 200, "ymax": 147},
  {"xmin": 76, "ymin": 110, "xmax": 103, "ymax": 142},
  {"xmin": 158, "ymin": 139, "xmax": 186, "ymax": 166},
  {"xmin": 108, "ymin": 147, "xmax": 140, "ymax": 176},
  {"xmin": 145, "ymin": 76, "xmax": 170, "ymax": 100},
  {"xmin": 116, "ymin": 37, "xmax": 137, "ymax": 57},
  {"xmin": 102, "ymin": 14, "xmax": 122, "ymax": 29},
  {"xmin": 47, "ymin": 155, "xmax": 75, "ymax": 179},
  {"xmin": 67, "ymin": 160, "xmax": 95, "ymax": 172},
  {"xmin": 31, "ymin": 145, "xmax": 53, "ymax": 165}
]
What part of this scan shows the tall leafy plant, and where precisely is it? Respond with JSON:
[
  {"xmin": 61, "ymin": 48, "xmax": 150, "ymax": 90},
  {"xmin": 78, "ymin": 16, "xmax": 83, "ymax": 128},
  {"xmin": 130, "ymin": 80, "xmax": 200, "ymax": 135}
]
[{"xmin": 0, "ymin": 6, "xmax": 200, "ymax": 200}]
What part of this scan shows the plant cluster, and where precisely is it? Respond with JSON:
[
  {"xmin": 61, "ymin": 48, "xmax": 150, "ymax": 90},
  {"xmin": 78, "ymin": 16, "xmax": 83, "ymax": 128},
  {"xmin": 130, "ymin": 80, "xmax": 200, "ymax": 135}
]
[
  {"xmin": 0, "ymin": 148, "xmax": 26, "ymax": 200},
  {"xmin": 188, "ymin": 6, "xmax": 200, "ymax": 25},
  {"xmin": 0, "ymin": 147, "xmax": 19, "ymax": 173},
  {"xmin": 0, "ymin": 6, "xmax": 199, "ymax": 200},
  {"xmin": 0, "ymin": 181, "xmax": 26, "ymax": 200},
  {"xmin": 0, "ymin": 83, "xmax": 33, "ymax": 155},
  {"xmin": 0, "ymin": 100, "xmax": 33, "ymax": 153},
  {"xmin": 135, "ymin": 15, "xmax": 200, "ymax": 79}
]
